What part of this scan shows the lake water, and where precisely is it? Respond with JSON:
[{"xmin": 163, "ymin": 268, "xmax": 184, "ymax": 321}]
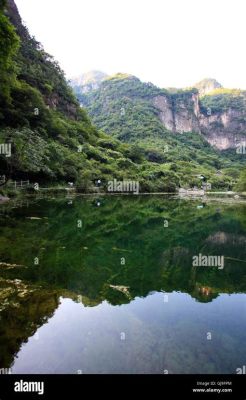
[{"xmin": 0, "ymin": 195, "xmax": 245, "ymax": 374}]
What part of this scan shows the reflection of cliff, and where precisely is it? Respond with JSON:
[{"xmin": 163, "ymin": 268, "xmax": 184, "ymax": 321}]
[
  {"xmin": 0, "ymin": 198, "xmax": 246, "ymax": 310},
  {"xmin": 0, "ymin": 249, "xmax": 245, "ymax": 370},
  {"xmin": 206, "ymin": 231, "xmax": 246, "ymax": 246},
  {"xmin": 159, "ymin": 235, "xmax": 246, "ymax": 303},
  {"xmin": 0, "ymin": 215, "xmax": 246, "ymax": 368}
]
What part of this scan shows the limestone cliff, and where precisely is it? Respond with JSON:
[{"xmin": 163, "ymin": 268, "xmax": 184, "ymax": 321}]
[
  {"xmin": 152, "ymin": 91, "xmax": 201, "ymax": 134},
  {"xmin": 71, "ymin": 73, "xmax": 246, "ymax": 151},
  {"xmin": 152, "ymin": 89, "xmax": 246, "ymax": 150},
  {"xmin": 199, "ymin": 108, "xmax": 246, "ymax": 150}
]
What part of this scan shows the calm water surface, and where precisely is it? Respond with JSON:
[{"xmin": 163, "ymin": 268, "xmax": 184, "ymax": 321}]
[{"xmin": 0, "ymin": 195, "xmax": 245, "ymax": 373}]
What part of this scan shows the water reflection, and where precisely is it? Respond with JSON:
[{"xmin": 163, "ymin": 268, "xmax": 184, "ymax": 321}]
[{"xmin": 0, "ymin": 196, "xmax": 245, "ymax": 373}]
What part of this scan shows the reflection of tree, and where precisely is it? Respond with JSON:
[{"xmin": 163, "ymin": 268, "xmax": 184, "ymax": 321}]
[
  {"xmin": 0, "ymin": 273, "xmax": 84, "ymax": 369},
  {"xmin": 0, "ymin": 196, "xmax": 245, "ymax": 308},
  {"xmin": 0, "ymin": 278, "xmax": 60, "ymax": 368},
  {"xmin": 194, "ymin": 285, "xmax": 218, "ymax": 303},
  {"xmin": 0, "ymin": 197, "xmax": 246, "ymax": 368}
]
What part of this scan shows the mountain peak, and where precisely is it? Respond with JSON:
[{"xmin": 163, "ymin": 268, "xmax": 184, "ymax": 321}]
[
  {"xmin": 105, "ymin": 72, "xmax": 137, "ymax": 81},
  {"xmin": 70, "ymin": 70, "xmax": 108, "ymax": 91},
  {"xmin": 193, "ymin": 78, "xmax": 222, "ymax": 96}
]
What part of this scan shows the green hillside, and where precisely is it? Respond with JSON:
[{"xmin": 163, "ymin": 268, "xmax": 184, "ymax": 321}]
[
  {"xmin": 199, "ymin": 88, "xmax": 246, "ymax": 114},
  {"xmin": 0, "ymin": 0, "xmax": 180, "ymax": 194},
  {"xmin": 73, "ymin": 73, "xmax": 246, "ymax": 190},
  {"xmin": 1, "ymin": 0, "xmax": 245, "ymax": 194}
]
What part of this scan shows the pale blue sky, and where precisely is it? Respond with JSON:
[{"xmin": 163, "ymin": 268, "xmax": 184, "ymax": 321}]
[{"xmin": 15, "ymin": 0, "xmax": 246, "ymax": 89}]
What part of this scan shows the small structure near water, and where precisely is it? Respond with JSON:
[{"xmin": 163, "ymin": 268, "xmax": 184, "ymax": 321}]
[{"xmin": 179, "ymin": 188, "xmax": 205, "ymax": 196}]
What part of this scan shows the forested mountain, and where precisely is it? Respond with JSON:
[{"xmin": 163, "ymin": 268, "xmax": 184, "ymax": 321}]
[
  {"xmin": 71, "ymin": 72, "xmax": 246, "ymax": 190},
  {"xmin": 72, "ymin": 72, "xmax": 246, "ymax": 151},
  {"xmin": 2, "ymin": 0, "xmax": 177, "ymax": 192},
  {"xmin": 0, "ymin": 0, "xmax": 245, "ymax": 193}
]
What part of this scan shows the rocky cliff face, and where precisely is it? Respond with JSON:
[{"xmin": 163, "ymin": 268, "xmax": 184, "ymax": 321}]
[
  {"xmin": 152, "ymin": 91, "xmax": 246, "ymax": 150},
  {"xmin": 199, "ymin": 108, "xmax": 246, "ymax": 150},
  {"xmin": 152, "ymin": 92, "xmax": 201, "ymax": 134},
  {"xmin": 71, "ymin": 72, "xmax": 246, "ymax": 151}
]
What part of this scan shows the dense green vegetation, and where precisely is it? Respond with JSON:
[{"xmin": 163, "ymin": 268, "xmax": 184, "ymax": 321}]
[
  {"xmin": 0, "ymin": 0, "xmax": 19, "ymax": 104},
  {"xmin": 1, "ymin": 1, "xmax": 245, "ymax": 194},
  {"xmin": 74, "ymin": 73, "xmax": 246, "ymax": 190},
  {"xmin": 200, "ymin": 88, "xmax": 246, "ymax": 114},
  {"xmin": 1, "ymin": 1, "xmax": 183, "ymax": 193},
  {"xmin": 0, "ymin": 0, "xmax": 97, "ymax": 184},
  {"xmin": 1, "ymin": 196, "xmax": 246, "ymax": 305},
  {"xmin": 236, "ymin": 168, "xmax": 246, "ymax": 192},
  {"xmin": 80, "ymin": 76, "xmax": 169, "ymax": 143},
  {"xmin": 0, "ymin": 196, "xmax": 246, "ymax": 367}
]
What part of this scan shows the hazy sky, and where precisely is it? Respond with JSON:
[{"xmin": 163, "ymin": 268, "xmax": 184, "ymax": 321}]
[{"xmin": 15, "ymin": 0, "xmax": 246, "ymax": 89}]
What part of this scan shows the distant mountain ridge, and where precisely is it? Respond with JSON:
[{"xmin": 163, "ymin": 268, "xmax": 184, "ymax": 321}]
[
  {"xmin": 1, "ymin": 0, "xmax": 245, "ymax": 194},
  {"xmin": 193, "ymin": 78, "xmax": 223, "ymax": 96},
  {"xmin": 70, "ymin": 73, "xmax": 223, "ymax": 97},
  {"xmin": 70, "ymin": 70, "xmax": 108, "ymax": 94},
  {"xmin": 70, "ymin": 71, "xmax": 246, "ymax": 151}
]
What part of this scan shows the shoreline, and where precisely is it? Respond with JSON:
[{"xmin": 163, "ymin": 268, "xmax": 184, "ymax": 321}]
[{"xmin": 1, "ymin": 190, "xmax": 246, "ymax": 206}]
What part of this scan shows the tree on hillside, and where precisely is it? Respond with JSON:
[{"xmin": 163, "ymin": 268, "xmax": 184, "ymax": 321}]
[
  {"xmin": 236, "ymin": 168, "xmax": 246, "ymax": 192},
  {"xmin": 0, "ymin": 0, "xmax": 19, "ymax": 105}
]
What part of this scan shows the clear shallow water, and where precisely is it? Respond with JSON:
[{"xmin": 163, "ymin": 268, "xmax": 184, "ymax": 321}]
[{"xmin": 0, "ymin": 195, "xmax": 246, "ymax": 373}]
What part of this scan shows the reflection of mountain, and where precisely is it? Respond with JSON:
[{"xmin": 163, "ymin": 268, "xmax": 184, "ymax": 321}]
[
  {"xmin": 0, "ymin": 275, "xmax": 84, "ymax": 368},
  {"xmin": 0, "ymin": 197, "xmax": 246, "ymax": 367},
  {"xmin": 0, "ymin": 197, "xmax": 245, "ymax": 305},
  {"xmin": 0, "ymin": 278, "xmax": 60, "ymax": 367}
]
